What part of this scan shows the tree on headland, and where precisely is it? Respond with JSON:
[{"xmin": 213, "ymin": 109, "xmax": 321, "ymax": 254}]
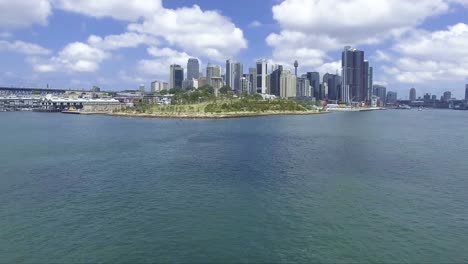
[
  {"xmin": 219, "ymin": 86, "xmax": 231, "ymax": 95},
  {"xmin": 159, "ymin": 89, "xmax": 168, "ymax": 95}
]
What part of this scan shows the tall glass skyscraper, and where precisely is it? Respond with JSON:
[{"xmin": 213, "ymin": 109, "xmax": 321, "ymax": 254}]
[
  {"xmin": 226, "ymin": 59, "xmax": 243, "ymax": 92},
  {"xmin": 306, "ymin": 72, "xmax": 320, "ymax": 100},
  {"xmin": 256, "ymin": 59, "xmax": 268, "ymax": 94},
  {"xmin": 170, "ymin": 64, "xmax": 184, "ymax": 89},
  {"xmin": 342, "ymin": 46, "xmax": 367, "ymax": 103},
  {"xmin": 323, "ymin": 73, "xmax": 342, "ymax": 101},
  {"xmin": 187, "ymin": 58, "xmax": 200, "ymax": 80}
]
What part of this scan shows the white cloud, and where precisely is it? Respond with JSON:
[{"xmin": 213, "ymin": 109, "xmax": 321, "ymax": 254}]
[
  {"xmin": 383, "ymin": 23, "xmax": 468, "ymax": 84},
  {"xmin": 87, "ymin": 32, "xmax": 158, "ymax": 50},
  {"xmin": 0, "ymin": 40, "xmax": 51, "ymax": 55},
  {"xmin": 271, "ymin": 0, "xmax": 449, "ymax": 44},
  {"xmin": 249, "ymin": 20, "xmax": 262, "ymax": 28},
  {"xmin": 52, "ymin": 0, "xmax": 162, "ymax": 21},
  {"xmin": 0, "ymin": 0, "xmax": 52, "ymax": 29},
  {"xmin": 33, "ymin": 42, "xmax": 110, "ymax": 73},
  {"xmin": 138, "ymin": 47, "xmax": 195, "ymax": 77},
  {"xmin": 267, "ymin": 0, "xmax": 466, "ymax": 76},
  {"xmin": 374, "ymin": 50, "xmax": 392, "ymax": 62},
  {"xmin": 128, "ymin": 5, "xmax": 247, "ymax": 61}
]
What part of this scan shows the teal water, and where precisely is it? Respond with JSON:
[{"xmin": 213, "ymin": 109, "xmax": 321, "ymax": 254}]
[{"xmin": 1, "ymin": 111, "xmax": 467, "ymax": 263}]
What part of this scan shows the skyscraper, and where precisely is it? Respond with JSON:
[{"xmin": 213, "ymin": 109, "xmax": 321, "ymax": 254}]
[
  {"xmin": 342, "ymin": 46, "xmax": 367, "ymax": 103},
  {"xmin": 187, "ymin": 58, "xmax": 200, "ymax": 80},
  {"xmin": 443, "ymin": 91, "xmax": 452, "ymax": 102},
  {"xmin": 206, "ymin": 64, "xmax": 221, "ymax": 87},
  {"xmin": 306, "ymin": 72, "xmax": 320, "ymax": 99},
  {"xmin": 323, "ymin": 73, "xmax": 342, "ymax": 101},
  {"xmin": 226, "ymin": 59, "xmax": 243, "ymax": 92},
  {"xmin": 296, "ymin": 77, "xmax": 311, "ymax": 97},
  {"xmin": 373, "ymin": 85, "xmax": 387, "ymax": 103},
  {"xmin": 240, "ymin": 77, "xmax": 250, "ymax": 94},
  {"xmin": 256, "ymin": 59, "xmax": 268, "ymax": 94},
  {"xmin": 170, "ymin": 65, "xmax": 184, "ymax": 89},
  {"xmin": 280, "ymin": 70, "xmax": 296, "ymax": 98},
  {"xmin": 465, "ymin": 84, "xmax": 468, "ymax": 101},
  {"xmin": 387, "ymin": 91, "xmax": 397, "ymax": 104},
  {"xmin": 368, "ymin": 66, "xmax": 373, "ymax": 101},
  {"xmin": 410, "ymin": 88, "xmax": 416, "ymax": 101},
  {"xmin": 269, "ymin": 65, "xmax": 283, "ymax": 97},
  {"xmin": 249, "ymin": 68, "xmax": 256, "ymax": 94}
]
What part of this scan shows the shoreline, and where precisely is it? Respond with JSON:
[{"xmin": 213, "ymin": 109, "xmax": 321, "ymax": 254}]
[{"xmin": 104, "ymin": 110, "xmax": 327, "ymax": 119}]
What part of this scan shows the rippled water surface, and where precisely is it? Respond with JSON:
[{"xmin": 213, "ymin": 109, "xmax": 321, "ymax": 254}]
[{"xmin": 1, "ymin": 111, "xmax": 467, "ymax": 263}]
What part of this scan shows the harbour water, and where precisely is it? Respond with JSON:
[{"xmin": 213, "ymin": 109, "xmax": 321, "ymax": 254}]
[{"xmin": 1, "ymin": 110, "xmax": 467, "ymax": 263}]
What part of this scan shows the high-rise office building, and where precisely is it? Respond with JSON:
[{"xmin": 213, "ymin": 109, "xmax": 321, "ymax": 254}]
[
  {"xmin": 373, "ymin": 85, "xmax": 387, "ymax": 103},
  {"xmin": 187, "ymin": 58, "xmax": 200, "ymax": 81},
  {"xmin": 296, "ymin": 77, "xmax": 311, "ymax": 97},
  {"xmin": 170, "ymin": 64, "xmax": 184, "ymax": 89},
  {"xmin": 280, "ymin": 70, "xmax": 296, "ymax": 98},
  {"xmin": 256, "ymin": 59, "xmax": 268, "ymax": 94},
  {"xmin": 342, "ymin": 46, "xmax": 367, "ymax": 103},
  {"xmin": 465, "ymin": 84, "xmax": 468, "ymax": 101},
  {"xmin": 206, "ymin": 64, "xmax": 221, "ymax": 87},
  {"xmin": 387, "ymin": 91, "xmax": 397, "ymax": 104},
  {"xmin": 410, "ymin": 88, "xmax": 417, "ymax": 101},
  {"xmin": 431, "ymin": 95, "xmax": 437, "ymax": 101},
  {"xmin": 240, "ymin": 77, "xmax": 250, "ymax": 94},
  {"xmin": 242, "ymin": 73, "xmax": 253, "ymax": 94},
  {"xmin": 269, "ymin": 65, "xmax": 283, "ymax": 97},
  {"xmin": 306, "ymin": 72, "xmax": 320, "ymax": 100},
  {"xmin": 443, "ymin": 91, "xmax": 452, "ymax": 102},
  {"xmin": 226, "ymin": 59, "xmax": 243, "ymax": 92},
  {"xmin": 368, "ymin": 66, "xmax": 373, "ymax": 101},
  {"xmin": 139, "ymin": 84, "xmax": 145, "ymax": 93},
  {"xmin": 323, "ymin": 73, "xmax": 342, "ymax": 101},
  {"xmin": 249, "ymin": 68, "xmax": 256, "ymax": 94}
]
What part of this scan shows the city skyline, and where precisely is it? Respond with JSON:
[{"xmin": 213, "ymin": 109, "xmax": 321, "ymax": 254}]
[{"xmin": 0, "ymin": 0, "xmax": 468, "ymax": 98}]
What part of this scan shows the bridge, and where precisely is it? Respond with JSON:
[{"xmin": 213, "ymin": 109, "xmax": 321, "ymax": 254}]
[{"xmin": 0, "ymin": 86, "xmax": 75, "ymax": 97}]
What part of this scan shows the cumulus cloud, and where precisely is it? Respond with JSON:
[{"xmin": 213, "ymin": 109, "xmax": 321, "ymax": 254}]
[
  {"xmin": 138, "ymin": 47, "xmax": 196, "ymax": 78},
  {"xmin": 384, "ymin": 23, "xmax": 468, "ymax": 83},
  {"xmin": 0, "ymin": 40, "xmax": 51, "ymax": 55},
  {"xmin": 267, "ymin": 0, "xmax": 464, "ymax": 75},
  {"xmin": 128, "ymin": 5, "xmax": 247, "ymax": 61},
  {"xmin": 0, "ymin": 0, "xmax": 52, "ymax": 29},
  {"xmin": 52, "ymin": 0, "xmax": 162, "ymax": 21},
  {"xmin": 87, "ymin": 32, "xmax": 158, "ymax": 51},
  {"xmin": 33, "ymin": 42, "xmax": 110, "ymax": 73}
]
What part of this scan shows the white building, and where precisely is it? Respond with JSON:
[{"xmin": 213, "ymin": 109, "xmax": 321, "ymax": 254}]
[
  {"xmin": 151, "ymin": 81, "xmax": 168, "ymax": 93},
  {"xmin": 280, "ymin": 70, "xmax": 296, "ymax": 98}
]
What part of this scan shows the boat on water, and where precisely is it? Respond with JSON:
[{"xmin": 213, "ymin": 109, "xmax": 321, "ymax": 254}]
[
  {"xmin": 418, "ymin": 106, "xmax": 424, "ymax": 111},
  {"xmin": 62, "ymin": 106, "xmax": 81, "ymax": 114}
]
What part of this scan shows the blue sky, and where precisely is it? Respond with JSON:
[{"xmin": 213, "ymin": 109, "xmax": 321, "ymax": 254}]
[{"xmin": 1, "ymin": 0, "xmax": 468, "ymax": 99}]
